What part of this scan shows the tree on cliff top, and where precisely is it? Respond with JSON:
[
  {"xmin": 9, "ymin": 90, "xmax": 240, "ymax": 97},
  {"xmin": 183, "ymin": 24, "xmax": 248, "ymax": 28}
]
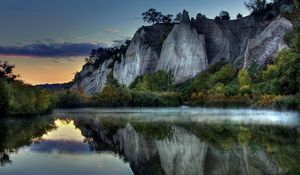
[
  {"xmin": 142, "ymin": 8, "xmax": 162, "ymax": 24},
  {"xmin": 173, "ymin": 13, "xmax": 182, "ymax": 22},
  {"xmin": 142, "ymin": 8, "xmax": 174, "ymax": 24},
  {"xmin": 215, "ymin": 11, "xmax": 231, "ymax": 20},
  {"xmin": 245, "ymin": 0, "xmax": 268, "ymax": 13},
  {"xmin": 219, "ymin": 11, "xmax": 231, "ymax": 20},
  {"xmin": 161, "ymin": 14, "xmax": 173, "ymax": 23}
]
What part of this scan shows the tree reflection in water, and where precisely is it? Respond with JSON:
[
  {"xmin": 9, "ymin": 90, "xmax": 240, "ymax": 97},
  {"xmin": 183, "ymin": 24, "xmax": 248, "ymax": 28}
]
[{"xmin": 0, "ymin": 108, "xmax": 299, "ymax": 175}]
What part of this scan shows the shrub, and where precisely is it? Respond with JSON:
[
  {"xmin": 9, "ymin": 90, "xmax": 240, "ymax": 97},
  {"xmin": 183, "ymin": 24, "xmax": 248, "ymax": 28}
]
[
  {"xmin": 56, "ymin": 90, "xmax": 88, "ymax": 108},
  {"xmin": 238, "ymin": 69, "xmax": 251, "ymax": 88},
  {"xmin": 253, "ymin": 95, "xmax": 282, "ymax": 108},
  {"xmin": 224, "ymin": 84, "xmax": 239, "ymax": 97},
  {"xmin": 208, "ymin": 83, "xmax": 225, "ymax": 95},
  {"xmin": 209, "ymin": 64, "xmax": 236, "ymax": 85},
  {"xmin": 131, "ymin": 91, "xmax": 181, "ymax": 107},
  {"xmin": 240, "ymin": 85, "xmax": 253, "ymax": 96},
  {"xmin": 272, "ymin": 96, "xmax": 300, "ymax": 110},
  {"xmin": 92, "ymin": 85, "xmax": 132, "ymax": 107},
  {"xmin": 130, "ymin": 70, "xmax": 174, "ymax": 92},
  {"xmin": 2, "ymin": 81, "xmax": 56, "ymax": 116}
]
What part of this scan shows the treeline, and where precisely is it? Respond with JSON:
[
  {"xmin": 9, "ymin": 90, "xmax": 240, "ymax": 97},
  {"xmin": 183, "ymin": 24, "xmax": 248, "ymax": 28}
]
[
  {"xmin": 57, "ymin": 71, "xmax": 182, "ymax": 108},
  {"xmin": 183, "ymin": 31, "xmax": 300, "ymax": 110},
  {"xmin": 0, "ymin": 62, "xmax": 56, "ymax": 117}
]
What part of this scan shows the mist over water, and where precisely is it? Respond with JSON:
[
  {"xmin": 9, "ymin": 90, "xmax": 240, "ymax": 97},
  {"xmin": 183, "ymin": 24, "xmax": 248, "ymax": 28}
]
[{"xmin": 0, "ymin": 108, "xmax": 299, "ymax": 175}]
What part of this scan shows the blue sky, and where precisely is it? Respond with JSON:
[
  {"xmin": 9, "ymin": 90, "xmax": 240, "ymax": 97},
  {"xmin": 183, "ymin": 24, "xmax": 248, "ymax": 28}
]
[
  {"xmin": 0, "ymin": 0, "xmax": 249, "ymax": 45},
  {"xmin": 0, "ymin": 0, "xmax": 250, "ymax": 84}
]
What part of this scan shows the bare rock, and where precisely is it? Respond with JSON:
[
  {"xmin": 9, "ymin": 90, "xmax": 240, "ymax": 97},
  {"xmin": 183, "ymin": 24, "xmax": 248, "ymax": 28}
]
[
  {"xmin": 157, "ymin": 10, "xmax": 208, "ymax": 84},
  {"xmin": 243, "ymin": 17, "xmax": 293, "ymax": 69}
]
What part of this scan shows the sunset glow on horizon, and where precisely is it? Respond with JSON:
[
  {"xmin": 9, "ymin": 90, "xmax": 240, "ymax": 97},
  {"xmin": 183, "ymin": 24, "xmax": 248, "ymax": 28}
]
[{"xmin": 0, "ymin": 55, "xmax": 85, "ymax": 85}]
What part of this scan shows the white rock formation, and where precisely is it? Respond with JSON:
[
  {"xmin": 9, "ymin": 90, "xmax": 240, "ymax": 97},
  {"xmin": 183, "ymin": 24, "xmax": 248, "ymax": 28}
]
[
  {"xmin": 243, "ymin": 17, "xmax": 293, "ymax": 69},
  {"xmin": 113, "ymin": 29, "xmax": 160, "ymax": 86},
  {"xmin": 71, "ymin": 11, "xmax": 293, "ymax": 94},
  {"xmin": 157, "ymin": 10, "xmax": 208, "ymax": 83},
  {"xmin": 71, "ymin": 59, "xmax": 113, "ymax": 94}
]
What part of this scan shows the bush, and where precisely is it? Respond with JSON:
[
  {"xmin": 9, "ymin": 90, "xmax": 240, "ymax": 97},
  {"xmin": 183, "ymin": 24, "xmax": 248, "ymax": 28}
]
[
  {"xmin": 252, "ymin": 95, "xmax": 282, "ymax": 108},
  {"xmin": 130, "ymin": 70, "xmax": 174, "ymax": 92},
  {"xmin": 240, "ymin": 85, "xmax": 253, "ymax": 96},
  {"xmin": 238, "ymin": 69, "xmax": 251, "ymax": 88},
  {"xmin": 209, "ymin": 64, "xmax": 236, "ymax": 85},
  {"xmin": 0, "ymin": 80, "xmax": 56, "ymax": 116},
  {"xmin": 272, "ymin": 96, "xmax": 300, "ymax": 110},
  {"xmin": 56, "ymin": 90, "xmax": 88, "ymax": 108},
  {"xmin": 92, "ymin": 85, "xmax": 132, "ymax": 107},
  {"xmin": 224, "ymin": 84, "xmax": 239, "ymax": 97},
  {"xmin": 131, "ymin": 91, "xmax": 181, "ymax": 107}
]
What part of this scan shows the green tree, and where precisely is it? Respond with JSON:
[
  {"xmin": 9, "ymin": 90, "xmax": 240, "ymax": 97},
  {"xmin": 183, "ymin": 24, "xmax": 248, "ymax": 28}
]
[
  {"xmin": 210, "ymin": 64, "xmax": 236, "ymax": 85},
  {"xmin": 238, "ymin": 69, "xmax": 251, "ymax": 88},
  {"xmin": 131, "ymin": 70, "xmax": 174, "ymax": 92}
]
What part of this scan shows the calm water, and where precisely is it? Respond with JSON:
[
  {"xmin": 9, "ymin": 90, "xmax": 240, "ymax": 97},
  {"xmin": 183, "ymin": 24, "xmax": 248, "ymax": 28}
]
[{"xmin": 0, "ymin": 108, "xmax": 299, "ymax": 175}]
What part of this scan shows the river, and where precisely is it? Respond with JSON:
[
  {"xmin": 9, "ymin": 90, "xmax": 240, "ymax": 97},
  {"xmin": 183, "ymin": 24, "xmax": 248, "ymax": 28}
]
[{"xmin": 0, "ymin": 108, "xmax": 299, "ymax": 175}]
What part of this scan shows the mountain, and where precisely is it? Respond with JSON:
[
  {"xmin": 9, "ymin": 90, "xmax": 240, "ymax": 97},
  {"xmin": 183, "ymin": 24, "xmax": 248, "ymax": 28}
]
[
  {"xmin": 36, "ymin": 83, "xmax": 71, "ymax": 90},
  {"xmin": 71, "ymin": 9, "xmax": 293, "ymax": 94}
]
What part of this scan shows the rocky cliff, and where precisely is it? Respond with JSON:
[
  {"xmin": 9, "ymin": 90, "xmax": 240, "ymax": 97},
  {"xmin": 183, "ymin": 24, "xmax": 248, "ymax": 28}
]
[{"xmin": 71, "ymin": 10, "xmax": 293, "ymax": 94}]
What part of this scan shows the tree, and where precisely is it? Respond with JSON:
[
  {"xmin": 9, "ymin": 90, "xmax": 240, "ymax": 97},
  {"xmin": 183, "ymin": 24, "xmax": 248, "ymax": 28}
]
[
  {"xmin": 142, "ymin": 8, "xmax": 162, "ymax": 24},
  {"xmin": 259, "ymin": 33, "xmax": 300, "ymax": 95},
  {"xmin": 238, "ymin": 69, "xmax": 251, "ymax": 88},
  {"xmin": 236, "ymin": 13, "xmax": 243, "ymax": 19},
  {"xmin": 219, "ymin": 11, "xmax": 231, "ymax": 20},
  {"xmin": 0, "ymin": 61, "xmax": 18, "ymax": 80},
  {"xmin": 85, "ymin": 49, "xmax": 97, "ymax": 64},
  {"xmin": 161, "ymin": 14, "xmax": 173, "ymax": 23},
  {"xmin": 244, "ymin": 0, "xmax": 267, "ymax": 13},
  {"xmin": 215, "ymin": 16, "xmax": 221, "ymax": 20},
  {"xmin": 173, "ymin": 13, "xmax": 182, "ymax": 22},
  {"xmin": 209, "ymin": 64, "xmax": 236, "ymax": 85}
]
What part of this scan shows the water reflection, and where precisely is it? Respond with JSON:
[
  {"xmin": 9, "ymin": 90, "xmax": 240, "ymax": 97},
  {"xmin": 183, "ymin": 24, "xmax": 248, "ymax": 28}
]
[
  {"xmin": 0, "ymin": 108, "xmax": 299, "ymax": 175},
  {"xmin": 0, "ymin": 117, "xmax": 133, "ymax": 175},
  {"xmin": 30, "ymin": 120, "xmax": 91, "ymax": 154}
]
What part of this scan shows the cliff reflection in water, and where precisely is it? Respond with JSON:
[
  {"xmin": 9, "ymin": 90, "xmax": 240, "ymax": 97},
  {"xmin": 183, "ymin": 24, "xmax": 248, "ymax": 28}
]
[{"xmin": 0, "ymin": 108, "xmax": 299, "ymax": 175}]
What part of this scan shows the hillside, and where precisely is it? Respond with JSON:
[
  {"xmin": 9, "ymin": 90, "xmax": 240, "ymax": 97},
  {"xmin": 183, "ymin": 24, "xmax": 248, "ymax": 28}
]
[{"xmin": 71, "ymin": 1, "xmax": 298, "ymax": 96}]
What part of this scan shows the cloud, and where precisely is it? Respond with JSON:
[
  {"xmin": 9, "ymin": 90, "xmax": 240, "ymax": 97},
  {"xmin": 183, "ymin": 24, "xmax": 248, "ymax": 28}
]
[
  {"xmin": 104, "ymin": 28, "xmax": 120, "ymax": 34},
  {"xmin": 112, "ymin": 37, "xmax": 132, "ymax": 46},
  {"xmin": 0, "ymin": 42, "xmax": 107, "ymax": 57}
]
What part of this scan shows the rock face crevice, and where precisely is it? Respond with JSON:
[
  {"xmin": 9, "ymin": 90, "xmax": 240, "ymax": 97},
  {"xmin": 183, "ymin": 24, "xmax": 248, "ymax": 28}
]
[
  {"xmin": 243, "ymin": 17, "xmax": 293, "ymax": 69},
  {"xmin": 157, "ymin": 10, "xmax": 208, "ymax": 83},
  {"xmin": 113, "ymin": 24, "xmax": 174, "ymax": 86},
  {"xmin": 72, "ymin": 10, "xmax": 293, "ymax": 94}
]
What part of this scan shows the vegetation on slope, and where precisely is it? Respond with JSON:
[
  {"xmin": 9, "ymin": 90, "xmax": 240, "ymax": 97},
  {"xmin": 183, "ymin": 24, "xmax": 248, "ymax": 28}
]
[{"xmin": 0, "ymin": 61, "xmax": 56, "ymax": 117}]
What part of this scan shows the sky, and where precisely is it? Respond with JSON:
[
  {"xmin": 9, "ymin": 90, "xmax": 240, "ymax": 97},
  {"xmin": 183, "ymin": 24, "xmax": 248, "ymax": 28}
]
[{"xmin": 0, "ymin": 0, "xmax": 250, "ymax": 85}]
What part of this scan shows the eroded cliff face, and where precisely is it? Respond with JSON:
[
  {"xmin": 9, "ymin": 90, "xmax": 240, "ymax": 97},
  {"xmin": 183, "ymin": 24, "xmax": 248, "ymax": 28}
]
[
  {"xmin": 71, "ymin": 59, "xmax": 113, "ymax": 94},
  {"xmin": 72, "ymin": 10, "xmax": 293, "ymax": 94},
  {"xmin": 114, "ymin": 24, "xmax": 174, "ymax": 86},
  {"xmin": 157, "ymin": 10, "xmax": 208, "ymax": 83},
  {"xmin": 243, "ymin": 17, "xmax": 293, "ymax": 68}
]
